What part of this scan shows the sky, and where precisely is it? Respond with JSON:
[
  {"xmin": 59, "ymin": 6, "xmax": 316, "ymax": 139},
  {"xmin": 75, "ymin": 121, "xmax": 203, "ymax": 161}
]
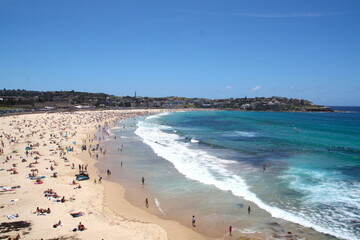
[{"xmin": 0, "ymin": 0, "xmax": 359, "ymax": 106}]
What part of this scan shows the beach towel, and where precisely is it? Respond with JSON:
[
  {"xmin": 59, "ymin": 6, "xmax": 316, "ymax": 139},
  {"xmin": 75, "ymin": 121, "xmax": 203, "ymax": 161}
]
[
  {"xmin": 37, "ymin": 213, "xmax": 48, "ymax": 216},
  {"xmin": 7, "ymin": 214, "xmax": 19, "ymax": 219},
  {"xmin": 29, "ymin": 176, "xmax": 45, "ymax": 180},
  {"xmin": 70, "ymin": 213, "xmax": 84, "ymax": 217},
  {"xmin": 0, "ymin": 186, "xmax": 13, "ymax": 191}
]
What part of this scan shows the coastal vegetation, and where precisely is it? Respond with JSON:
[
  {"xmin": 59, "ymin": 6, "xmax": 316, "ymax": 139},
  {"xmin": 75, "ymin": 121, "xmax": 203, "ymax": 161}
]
[{"xmin": 0, "ymin": 89, "xmax": 332, "ymax": 113}]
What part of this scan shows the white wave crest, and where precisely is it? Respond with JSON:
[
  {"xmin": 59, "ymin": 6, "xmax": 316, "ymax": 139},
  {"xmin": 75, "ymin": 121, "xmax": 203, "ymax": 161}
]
[{"xmin": 155, "ymin": 197, "xmax": 165, "ymax": 215}]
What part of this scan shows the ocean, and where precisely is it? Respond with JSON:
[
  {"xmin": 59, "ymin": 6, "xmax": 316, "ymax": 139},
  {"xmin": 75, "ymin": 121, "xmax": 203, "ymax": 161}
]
[{"xmin": 100, "ymin": 107, "xmax": 360, "ymax": 240}]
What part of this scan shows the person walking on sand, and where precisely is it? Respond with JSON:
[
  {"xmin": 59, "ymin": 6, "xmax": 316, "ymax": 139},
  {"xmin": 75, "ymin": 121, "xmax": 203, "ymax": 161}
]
[
  {"xmin": 145, "ymin": 198, "xmax": 149, "ymax": 208},
  {"xmin": 248, "ymin": 206, "xmax": 251, "ymax": 214},
  {"xmin": 192, "ymin": 215, "xmax": 196, "ymax": 227},
  {"xmin": 141, "ymin": 176, "xmax": 145, "ymax": 185},
  {"xmin": 229, "ymin": 226, "xmax": 232, "ymax": 236}
]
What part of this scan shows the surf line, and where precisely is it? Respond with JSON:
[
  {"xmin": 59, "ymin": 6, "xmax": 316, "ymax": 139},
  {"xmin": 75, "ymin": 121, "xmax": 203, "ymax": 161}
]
[{"xmin": 155, "ymin": 197, "xmax": 166, "ymax": 215}]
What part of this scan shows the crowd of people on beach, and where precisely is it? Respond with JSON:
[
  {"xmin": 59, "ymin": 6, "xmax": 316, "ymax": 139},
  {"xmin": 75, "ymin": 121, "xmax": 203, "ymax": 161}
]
[{"xmin": 1, "ymin": 110, "xmax": 165, "ymax": 239}]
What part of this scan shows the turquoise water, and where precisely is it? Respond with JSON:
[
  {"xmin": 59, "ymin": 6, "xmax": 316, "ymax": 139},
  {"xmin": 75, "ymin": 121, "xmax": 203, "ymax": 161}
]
[{"xmin": 133, "ymin": 108, "xmax": 360, "ymax": 240}]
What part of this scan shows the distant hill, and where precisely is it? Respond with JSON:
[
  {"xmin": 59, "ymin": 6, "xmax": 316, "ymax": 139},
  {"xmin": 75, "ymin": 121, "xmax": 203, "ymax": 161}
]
[{"xmin": 0, "ymin": 89, "xmax": 333, "ymax": 112}]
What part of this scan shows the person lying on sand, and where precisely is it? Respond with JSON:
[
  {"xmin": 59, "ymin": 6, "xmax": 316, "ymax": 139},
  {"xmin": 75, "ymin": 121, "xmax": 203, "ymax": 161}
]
[
  {"xmin": 34, "ymin": 207, "xmax": 51, "ymax": 215},
  {"xmin": 53, "ymin": 220, "xmax": 62, "ymax": 228},
  {"xmin": 28, "ymin": 172, "xmax": 36, "ymax": 178},
  {"xmin": 35, "ymin": 178, "xmax": 43, "ymax": 184},
  {"xmin": 45, "ymin": 192, "xmax": 59, "ymax": 198}
]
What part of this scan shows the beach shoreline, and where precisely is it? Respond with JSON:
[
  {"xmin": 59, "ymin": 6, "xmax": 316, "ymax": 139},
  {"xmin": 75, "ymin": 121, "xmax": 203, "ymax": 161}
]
[
  {"xmin": 1, "ymin": 109, "xmax": 345, "ymax": 240},
  {"xmin": 90, "ymin": 111, "xmax": 213, "ymax": 240},
  {"xmin": 95, "ymin": 110, "xmax": 265, "ymax": 240},
  {"xmin": 0, "ymin": 109, "xmax": 223, "ymax": 240}
]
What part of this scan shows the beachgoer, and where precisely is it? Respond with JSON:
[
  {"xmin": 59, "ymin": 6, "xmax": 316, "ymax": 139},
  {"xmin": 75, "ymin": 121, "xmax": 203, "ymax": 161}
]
[
  {"xmin": 53, "ymin": 220, "xmax": 62, "ymax": 228},
  {"xmin": 192, "ymin": 215, "xmax": 196, "ymax": 227},
  {"xmin": 229, "ymin": 226, "xmax": 232, "ymax": 236},
  {"xmin": 145, "ymin": 198, "xmax": 149, "ymax": 208},
  {"xmin": 248, "ymin": 206, "xmax": 251, "ymax": 214},
  {"xmin": 141, "ymin": 176, "xmax": 145, "ymax": 185},
  {"xmin": 78, "ymin": 222, "xmax": 86, "ymax": 231}
]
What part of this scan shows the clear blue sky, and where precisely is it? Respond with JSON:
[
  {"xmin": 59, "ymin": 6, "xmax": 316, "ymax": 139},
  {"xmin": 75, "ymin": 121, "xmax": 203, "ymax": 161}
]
[{"xmin": 1, "ymin": 0, "xmax": 359, "ymax": 106}]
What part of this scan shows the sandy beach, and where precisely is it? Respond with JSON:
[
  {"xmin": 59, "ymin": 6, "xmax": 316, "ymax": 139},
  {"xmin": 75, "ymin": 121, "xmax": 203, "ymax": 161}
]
[{"xmin": 0, "ymin": 109, "xmax": 219, "ymax": 240}]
